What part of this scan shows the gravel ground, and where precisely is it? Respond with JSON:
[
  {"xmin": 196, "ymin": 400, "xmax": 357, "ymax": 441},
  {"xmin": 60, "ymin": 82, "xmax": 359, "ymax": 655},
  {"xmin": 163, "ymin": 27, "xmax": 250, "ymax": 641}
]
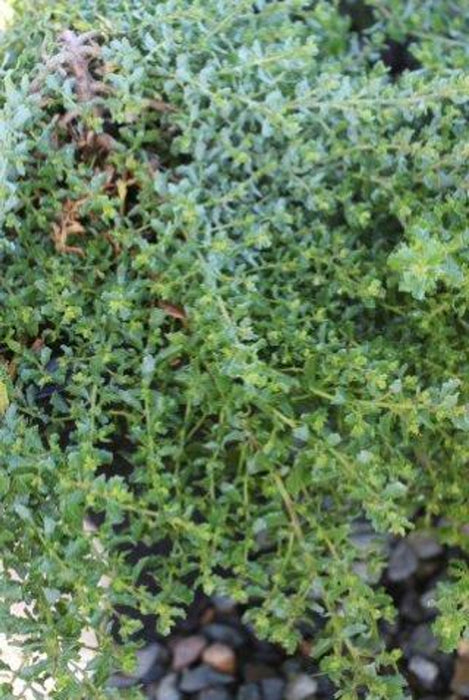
[
  {"xmin": 2, "ymin": 526, "xmax": 468, "ymax": 699},
  {"xmin": 106, "ymin": 526, "xmax": 469, "ymax": 700}
]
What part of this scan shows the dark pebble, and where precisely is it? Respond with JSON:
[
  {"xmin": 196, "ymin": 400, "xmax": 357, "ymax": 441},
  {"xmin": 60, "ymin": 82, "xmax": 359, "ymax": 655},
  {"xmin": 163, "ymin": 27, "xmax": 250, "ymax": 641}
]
[
  {"xmin": 211, "ymin": 595, "xmax": 237, "ymax": 614},
  {"xmin": 135, "ymin": 643, "xmax": 169, "ymax": 684},
  {"xmin": 388, "ymin": 540, "xmax": 418, "ymax": 582},
  {"xmin": 399, "ymin": 590, "xmax": 425, "ymax": 624},
  {"xmin": 285, "ymin": 673, "xmax": 318, "ymax": 700},
  {"xmin": 260, "ymin": 677, "xmax": 285, "ymax": 700},
  {"xmin": 349, "ymin": 526, "xmax": 388, "ymax": 554},
  {"xmin": 137, "ymin": 643, "xmax": 169, "ymax": 677},
  {"xmin": 236, "ymin": 683, "xmax": 262, "ymax": 700},
  {"xmin": 141, "ymin": 663, "xmax": 167, "ymax": 684},
  {"xmin": 419, "ymin": 590, "xmax": 438, "ymax": 620},
  {"xmin": 196, "ymin": 689, "xmax": 233, "ymax": 700},
  {"xmin": 403, "ymin": 624, "xmax": 439, "ymax": 660},
  {"xmin": 172, "ymin": 635, "xmax": 207, "ymax": 671},
  {"xmin": 408, "ymin": 533, "xmax": 443, "ymax": 560},
  {"xmin": 282, "ymin": 659, "xmax": 302, "ymax": 677},
  {"xmin": 408, "ymin": 655, "xmax": 439, "ymax": 691},
  {"xmin": 416, "ymin": 559, "xmax": 442, "ymax": 581},
  {"xmin": 180, "ymin": 664, "xmax": 235, "ymax": 693},
  {"xmin": 204, "ymin": 623, "xmax": 245, "ymax": 649},
  {"xmin": 252, "ymin": 639, "xmax": 284, "ymax": 666},
  {"xmin": 107, "ymin": 673, "xmax": 136, "ymax": 689},
  {"xmin": 153, "ymin": 672, "xmax": 182, "ymax": 700},
  {"xmin": 316, "ymin": 673, "xmax": 336, "ymax": 697}
]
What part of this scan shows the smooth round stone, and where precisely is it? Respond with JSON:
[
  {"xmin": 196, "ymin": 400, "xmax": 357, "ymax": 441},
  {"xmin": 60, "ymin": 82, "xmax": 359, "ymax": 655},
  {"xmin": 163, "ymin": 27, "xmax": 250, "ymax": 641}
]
[
  {"xmin": 399, "ymin": 590, "xmax": 425, "ymax": 623},
  {"xmin": 108, "ymin": 644, "xmax": 168, "ymax": 689},
  {"xmin": 285, "ymin": 673, "xmax": 318, "ymax": 700},
  {"xmin": 387, "ymin": 540, "xmax": 418, "ymax": 582},
  {"xmin": 172, "ymin": 635, "xmax": 207, "ymax": 671},
  {"xmin": 137, "ymin": 643, "xmax": 169, "ymax": 671},
  {"xmin": 315, "ymin": 673, "xmax": 336, "ymax": 697},
  {"xmin": 352, "ymin": 560, "xmax": 381, "ymax": 585},
  {"xmin": 416, "ymin": 559, "xmax": 442, "ymax": 581},
  {"xmin": 211, "ymin": 595, "xmax": 237, "ymax": 613},
  {"xmin": 408, "ymin": 533, "xmax": 443, "ymax": 560},
  {"xmin": 196, "ymin": 688, "xmax": 233, "ymax": 700},
  {"xmin": 260, "ymin": 677, "xmax": 285, "ymax": 700},
  {"xmin": 252, "ymin": 639, "xmax": 284, "ymax": 665},
  {"xmin": 107, "ymin": 673, "xmax": 137, "ymax": 689},
  {"xmin": 204, "ymin": 623, "xmax": 245, "ymax": 649},
  {"xmin": 408, "ymin": 656, "xmax": 439, "ymax": 691},
  {"xmin": 154, "ymin": 673, "xmax": 182, "ymax": 700},
  {"xmin": 349, "ymin": 523, "xmax": 389, "ymax": 554},
  {"xmin": 135, "ymin": 643, "xmax": 169, "ymax": 683},
  {"xmin": 180, "ymin": 664, "xmax": 235, "ymax": 693},
  {"xmin": 141, "ymin": 664, "xmax": 167, "ymax": 684},
  {"xmin": 403, "ymin": 624, "xmax": 439, "ymax": 660},
  {"xmin": 203, "ymin": 643, "xmax": 236, "ymax": 675},
  {"xmin": 236, "ymin": 683, "xmax": 262, "ymax": 700},
  {"xmin": 419, "ymin": 590, "xmax": 438, "ymax": 620},
  {"xmin": 282, "ymin": 659, "xmax": 302, "ymax": 678}
]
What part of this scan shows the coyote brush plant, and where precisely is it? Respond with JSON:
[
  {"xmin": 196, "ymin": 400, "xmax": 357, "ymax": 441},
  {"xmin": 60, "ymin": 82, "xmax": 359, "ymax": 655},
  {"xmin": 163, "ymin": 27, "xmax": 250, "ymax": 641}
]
[{"xmin": 1, "ymin": 1, "xmax": 469, "ymax": 697}]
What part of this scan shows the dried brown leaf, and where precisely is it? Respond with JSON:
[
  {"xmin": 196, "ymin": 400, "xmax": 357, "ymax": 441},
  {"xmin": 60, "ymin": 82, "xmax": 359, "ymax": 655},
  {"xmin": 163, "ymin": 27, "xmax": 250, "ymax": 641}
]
[
  {"xmin": 145, "ymin": 99, "xmax": 178, "ymax": 113},
  {"xmin": 158, "ymin": 301, "xmax": 187, "ymax": 320}
]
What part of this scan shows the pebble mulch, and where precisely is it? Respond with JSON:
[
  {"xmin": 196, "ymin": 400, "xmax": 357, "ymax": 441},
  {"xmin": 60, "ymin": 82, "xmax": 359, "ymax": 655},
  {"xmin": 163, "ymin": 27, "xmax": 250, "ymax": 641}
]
[{"xmin": 108, "ymin": 526, "xmax": 468, "ymax": 700}]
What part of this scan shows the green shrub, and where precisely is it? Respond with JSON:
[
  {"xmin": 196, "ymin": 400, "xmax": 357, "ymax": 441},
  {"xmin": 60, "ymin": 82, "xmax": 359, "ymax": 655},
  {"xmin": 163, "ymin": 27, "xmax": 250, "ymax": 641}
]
[{"xmin": 1, "ymin": 1, "xmax": 468, "ymax": 697}]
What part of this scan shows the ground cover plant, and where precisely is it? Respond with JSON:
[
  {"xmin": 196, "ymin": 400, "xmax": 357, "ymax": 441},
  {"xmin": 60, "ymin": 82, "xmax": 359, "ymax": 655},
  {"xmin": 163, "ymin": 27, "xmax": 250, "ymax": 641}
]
[{"xmin": 0, "ymin": 0, "xmax": 469, "ymax": 697}]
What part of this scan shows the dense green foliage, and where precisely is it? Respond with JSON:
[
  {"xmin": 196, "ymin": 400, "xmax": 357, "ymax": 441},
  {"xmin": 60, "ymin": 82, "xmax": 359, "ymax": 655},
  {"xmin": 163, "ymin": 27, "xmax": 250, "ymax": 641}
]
[{"xmin": 1, "ymin": 0, "xmax": 469, "ymax": 697}]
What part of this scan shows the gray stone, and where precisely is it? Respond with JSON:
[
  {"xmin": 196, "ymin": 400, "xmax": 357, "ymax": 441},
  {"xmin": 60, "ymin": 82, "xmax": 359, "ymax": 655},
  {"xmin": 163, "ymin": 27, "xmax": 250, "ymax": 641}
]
[
  {"xmin": 408, "ymin": 656, "xmax": 439, "ymax": 691},
  {"xmin": 408, "ymin": 533, "xmax": 443, "ymax": 560},
  {"xmin": 236, "ymin": 683, "xmax": 262, "ymax": 700},
  {"xmin": 196, "ymin": 689, "xmax": 233, "ymax": 700},
  {"xmin": 399, "ymin": 590, "xmax": 425, "ymax": 623},
  {"xmin": 387, "ymin": 540, "xmax": 418, "ymax": 582},
  {"xmin": 420, "ymin": 590, "xmax": 438, "ymax": 620},
  {"xmin": 136, "ymin": 643, "xmax": 169, "ymax": 682},
  {"xmin": 316, "ymin": 674, "xmax": 336, "ymax": 697},
  {"xmin": 282, "ymin": 659, "xmax": 302, "ymax": 678},
  {"xmin": 349, "ymin": 519, "xmax": 390, "ymax": 554},
  {"xmin": 285, "ymin": 673, "xmax": 318, "ymax": 700},
  {"xmin": 404, "ymin": 624, "xmax": 439, "ymax": 660},
  {"xmin": 107, "ymin": 644, "xmax": 168, "ymax": 690},
  {"xmin": 211, "ymin": 595, "xmax": 237, "ymax": 613},
  {"xmin": 416, "ymin": 559, "xmax": 441, "ymax": 581},
  {"xmin": 180, "ymin": 665, "xmax": 235, "ymax": 693},
  {"xmin": 107, "ymin": 673, "xmax": 136, "ymax": 689},
  {"xmin": 260, "ymin": 677, "xmax": 285, "ymax": 700},
  {"xmin": 352, "ymin": 561, "xmax": 381, "ymax": 585},
  {"xmin": 204, "ymin": 623, "xmax": 245, "ymax": 649},
  {"xmin": 141, "ymin": 664, "xmax": 167, "ymax": 684},
  {"xmin": 172, "ymin": 635, "xmax": 207, "ymax": 671},
  {"xmin": 155, "ymin": 673, "xmax": 182, "ymax": 700}
]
